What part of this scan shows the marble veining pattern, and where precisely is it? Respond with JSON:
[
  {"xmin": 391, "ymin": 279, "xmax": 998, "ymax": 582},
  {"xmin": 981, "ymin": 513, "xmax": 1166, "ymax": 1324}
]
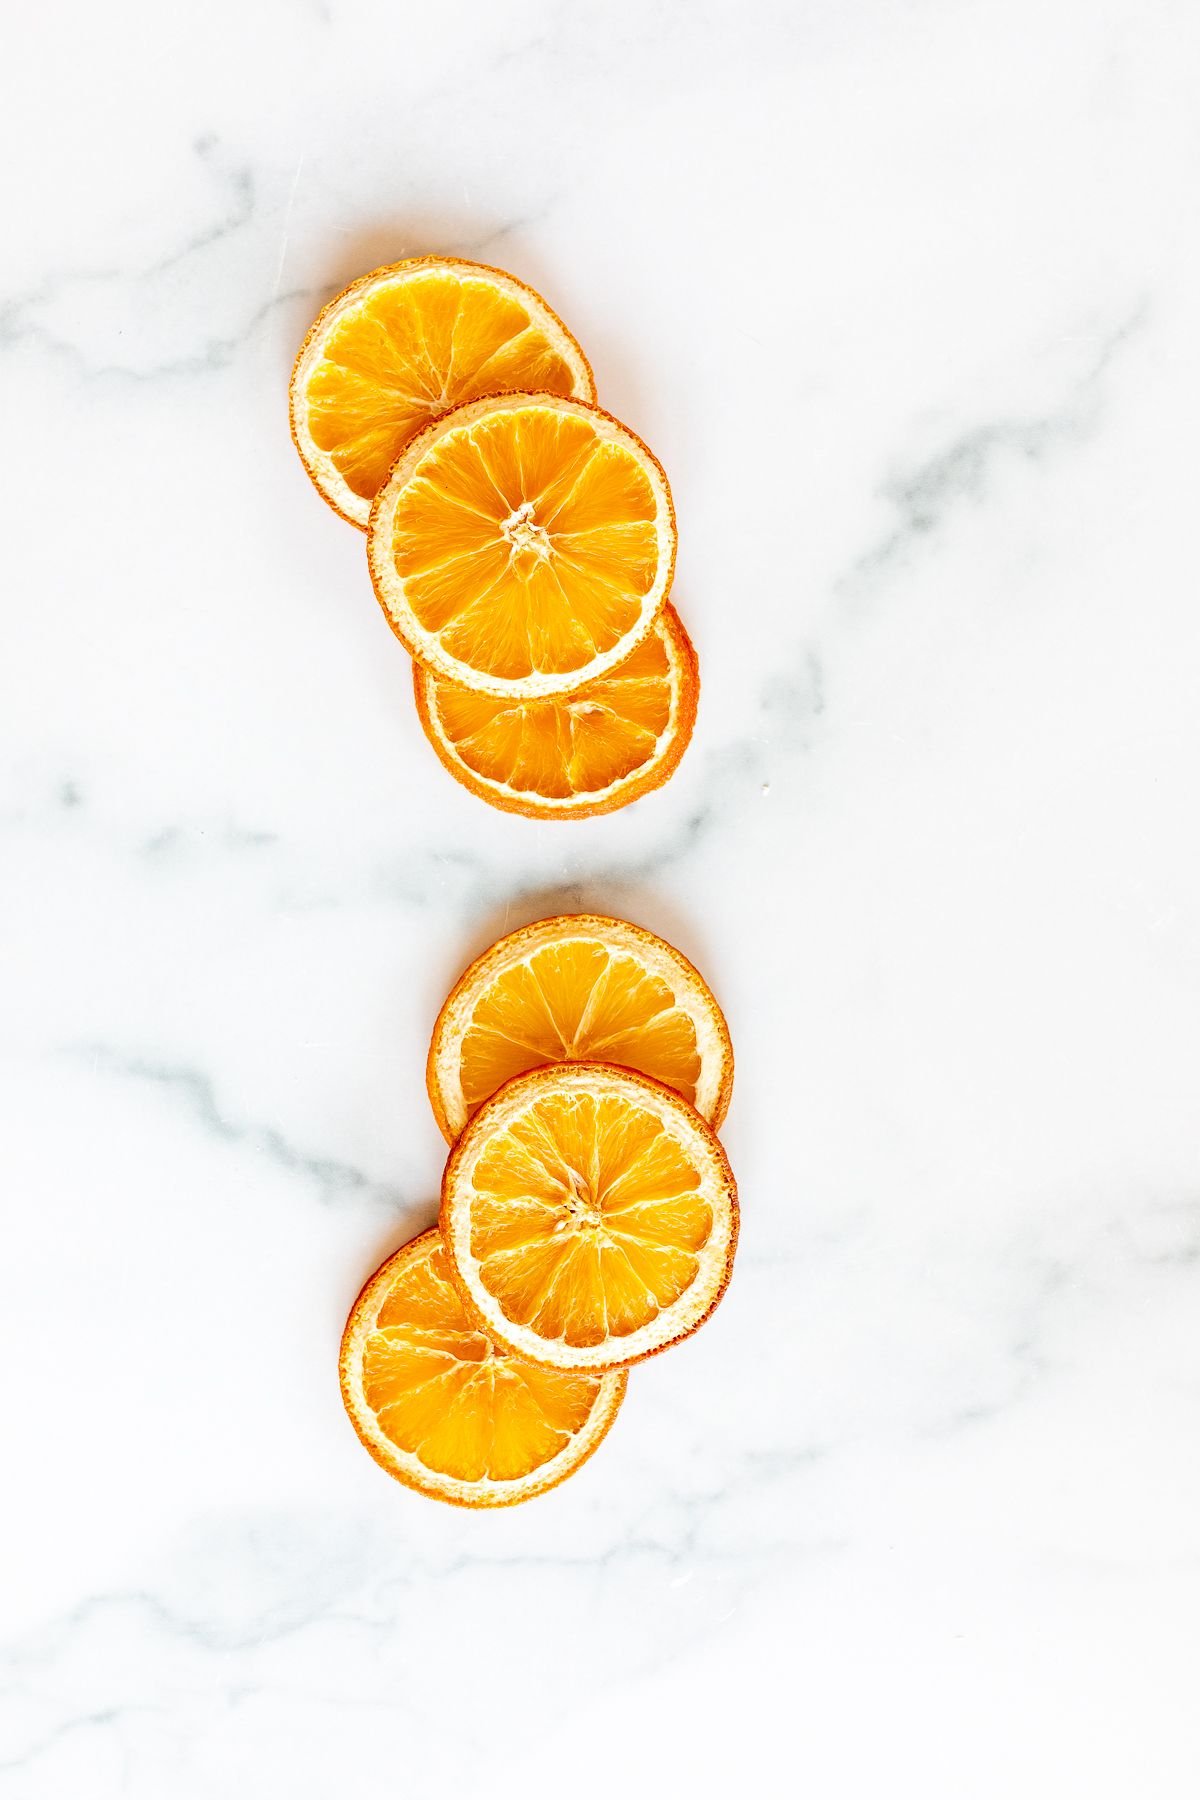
[{"xmin": 3, "ymin": 1, "xmax": 1199, "ymax": 1794}]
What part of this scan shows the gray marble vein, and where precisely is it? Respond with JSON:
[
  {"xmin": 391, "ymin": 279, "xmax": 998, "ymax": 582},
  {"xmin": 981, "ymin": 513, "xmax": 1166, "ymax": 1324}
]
[
  {"xmin": 66, "ymin": 1047, "xmax": 417, "ymax": 1216},
  {"xmin": 5, "ymin": 2, "xmax": 1200, "ymax": 1795}
]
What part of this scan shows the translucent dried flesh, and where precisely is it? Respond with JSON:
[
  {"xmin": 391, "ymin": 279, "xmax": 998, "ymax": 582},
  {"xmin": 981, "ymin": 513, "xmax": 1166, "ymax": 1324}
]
[
  {"xmin": 459, "ymin": 939, "xmax": 704, "ymax": 1119},
  {"xmin": 423, "ymin": 615, "xmax": 682, "ymax": 804},
  {"xmin": 305, "ymin": 270, "xmax": 581, "ymax": 503},
  {"xmin": 469, "ymin": 1090, "xmax": 714, "ymax": 1349},
  {"xmin": 359, "ymin": 1238, "xmax": 607, "ymax": 1483},
  {"xmin": 389, "ymin": 408, "xmax": 659, "ymax": 680}
]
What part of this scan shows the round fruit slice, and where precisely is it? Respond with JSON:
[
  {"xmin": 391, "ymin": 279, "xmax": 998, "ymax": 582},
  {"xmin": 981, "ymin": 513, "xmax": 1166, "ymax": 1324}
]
[
  {"xmin": 339, "ymin": 1228, "xmax": 626, "ymax": 1507},
  {"xmin": 413, "ymin": 604, "xmax": 698, "ymax": 819},
  {"xmin": 290, "ymin": 257, "xmax": 594, "ymax": 529},
  {"xmin": 441, "ymin": 1064, "xmax": 738, "ymax": 1371},
  {"xmin": 368, "ymin": 392, "xmax": 677, "ymax": 699},
  {"xmin": 428, "ymin": 914, "xmax": 734, "ymax": 1143}
]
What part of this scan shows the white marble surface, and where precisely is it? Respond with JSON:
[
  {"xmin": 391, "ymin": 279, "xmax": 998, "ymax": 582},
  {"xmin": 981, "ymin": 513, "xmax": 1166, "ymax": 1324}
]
[{"xmin": 4, "ymin": 1, "xmax": 1200, "ymax": 1793}]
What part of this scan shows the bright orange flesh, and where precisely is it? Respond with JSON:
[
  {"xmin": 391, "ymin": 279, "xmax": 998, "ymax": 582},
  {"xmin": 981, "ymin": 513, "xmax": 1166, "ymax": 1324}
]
[
  {"xmin": 442, "ymin": 1065, "xmax": 738, "ymax": 1371},
  {"xmin": 415, "ymin": 606, "xmax": 698, "ymax": 817},
  {"xmin": 340, "ymin": 1230, "xmax": 624, "ymax": 1505},
  {"xmin": 368, "ymin": 395, "xmax": 676, "ymax": 697},
  {"xmin": 462, "ymin": 943, "xmax": 700, "ymax": 1116},
  {"xmin": 471, "ymin": 1087, "xmax": 714, "ymax": 1347},
  {"xmin": 395, "ymin": 409, "xmax": 655, "ymax": 676},
  {"xmin": 292, "ymin": 260, "xmax": 593, "ymax": 525},
  {"xmin": 427, "ymin": 916, "xmax": 734, "ymax": 1143}
]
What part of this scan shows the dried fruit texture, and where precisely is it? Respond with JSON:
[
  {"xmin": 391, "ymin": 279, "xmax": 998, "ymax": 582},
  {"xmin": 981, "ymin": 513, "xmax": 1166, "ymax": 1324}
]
[
  {"xmin": 368, "ymin": 393, "xmax": 676, "ymax": 698},
  {"xmin": 414, "ymin": 605, "xmax": 698, "ymax": 818},
  {"xmin": 441, "ymin": 1064, "xmax": 738, "ymax": 1372},
  {"xmin": 428, "ymin": 914, "xmax": 733, "ymax": 1142},
  {"xmin": 339, "ymin": 1229, "xmax": 625, "ymax": 1507},
  {"xmin": 290, "ymin": 258, "xmax": 594, "ymax": 528}
]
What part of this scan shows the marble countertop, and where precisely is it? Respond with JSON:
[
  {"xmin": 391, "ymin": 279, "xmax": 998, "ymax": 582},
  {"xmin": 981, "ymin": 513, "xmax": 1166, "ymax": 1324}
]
[{"xmin": 4, "ymin": 2, "xmax": 1199, "ymax": 1794}]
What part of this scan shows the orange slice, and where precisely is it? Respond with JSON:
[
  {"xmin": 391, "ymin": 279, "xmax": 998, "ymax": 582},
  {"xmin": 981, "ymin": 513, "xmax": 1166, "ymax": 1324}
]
[
  {"xmin": 290, "ymin": 257, "xmax": 594, "ymax": 529},
  {"xmin": 339, "ymin": 1228, "xmax": 626, "ymax": 1506},
  {"xmin": 441, "ymin": 1064, "xmax": 738, "ymax": 1371},
  {"xmin": 368, "ymin": 392, "xmax": 677, "ymax": 698},
  {"xmin": 428, "ymin": 914, "xmax": 734, "ymax": 1143},
  {"xmin": 414, "ymin": 604, "xmax": 698, "ymax": 819}
]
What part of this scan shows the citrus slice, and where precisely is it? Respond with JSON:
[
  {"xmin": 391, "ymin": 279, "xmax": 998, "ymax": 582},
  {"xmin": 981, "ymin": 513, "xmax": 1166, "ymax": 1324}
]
[
  {"xmin": 368, "ymin": 392, "xmax": 677, "ymax": 698},
  {"xmin": 414, "ymin": 604, "xmax": 698, "ymax": 819},
  {"xmin": 428, "ymin": 914, "xmax": 734, "ymax": 1143},
  {"xmin": 441, "ymin": 1064, "xmax": 738, "ymax": 1371},
  {"xmin": 339, "ymin": 1228, "xmax": 626, "ymax": 1507},
  {"xmin": 290, "ymin": 257, "xmax": 594, "ymax": 529}
]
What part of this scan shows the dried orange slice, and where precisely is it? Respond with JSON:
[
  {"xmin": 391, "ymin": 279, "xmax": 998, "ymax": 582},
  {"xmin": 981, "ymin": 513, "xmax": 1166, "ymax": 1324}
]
[
  {"xmin": 290, "ymin": 257, "xmax": 594, "ymax": 529},
  {"xmin": 428, "ymin": 914, "xmax": 734, "ymax": 1143},
  {"xmin": 413, "ymin": 604, "xmax": 698, "ymax": 819},
  {"xmin": 368, "ymin": 393, "xmax": 677, "ymax": 698},
  {"xmin": 339, "ymin": 1228, "xmax": 626, "ymax": 1507},
  {"xmin": 441, "ymin": 1064, "xmax": 738, "ymax": 1371}
]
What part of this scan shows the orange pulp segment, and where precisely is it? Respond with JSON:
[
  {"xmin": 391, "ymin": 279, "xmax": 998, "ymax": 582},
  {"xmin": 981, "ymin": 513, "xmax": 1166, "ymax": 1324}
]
[
  {"xmin": 413, "ymin": 604, "xmax": 698, "ymax": 818},
  {"xmin": 441, "ymin": 1064, "xmax": 738, "ymax": 1371},
  {"xmin": 339, "ymin": 1229, "xmax": 626, "ymax": 1506},
  {"xmin": 290, "ymin": 257, "xmax": 594, "ymax": 528},
  {"xmin": 427, "ymin": 914, "xmax": 734, "ymax": 1142},
  {"xmin": 368, "ymin": 393, "xmax": 677, "ymax": 698}
]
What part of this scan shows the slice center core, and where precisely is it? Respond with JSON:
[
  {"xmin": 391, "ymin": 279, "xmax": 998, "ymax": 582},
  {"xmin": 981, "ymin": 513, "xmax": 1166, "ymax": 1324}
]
[
  {"xmin": 502, "ymin": 501, "xmax": 553, "ymax": 571},
  {"xmin": 559, "ymin": 1167, "xmax": 604, "ymax": 1231}
]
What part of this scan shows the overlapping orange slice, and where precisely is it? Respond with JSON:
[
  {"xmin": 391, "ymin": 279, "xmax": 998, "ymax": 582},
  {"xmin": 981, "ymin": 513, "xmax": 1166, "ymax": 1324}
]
[
  {"xmin": 340, "ymin": 1228, "xmax": 625, "ymax": 1507},
  {"xmin": 428, "ymin": 913, "xmax": 733, "ymax": 1141},
  {"xmin": 291, "ymin": 257, "xmax": 694, "ymax": 811},
  {"xmin": 290, "ymin": 257, "xmax": 594, "ymax": 528},
  {"xmin": 440, "ymin": 1063, "xmax": 738, "ymax": 1372},
  {"xmin": 368, "ymin": 391, "xmax": 676, "ymax": 699},
  {"xmin": 413, "ymin": 604, "xmax": 697, "ymax": 818},
  {"xmin": 341, "ymin": 916, "xmax": 739, "ymax": 1503}
]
